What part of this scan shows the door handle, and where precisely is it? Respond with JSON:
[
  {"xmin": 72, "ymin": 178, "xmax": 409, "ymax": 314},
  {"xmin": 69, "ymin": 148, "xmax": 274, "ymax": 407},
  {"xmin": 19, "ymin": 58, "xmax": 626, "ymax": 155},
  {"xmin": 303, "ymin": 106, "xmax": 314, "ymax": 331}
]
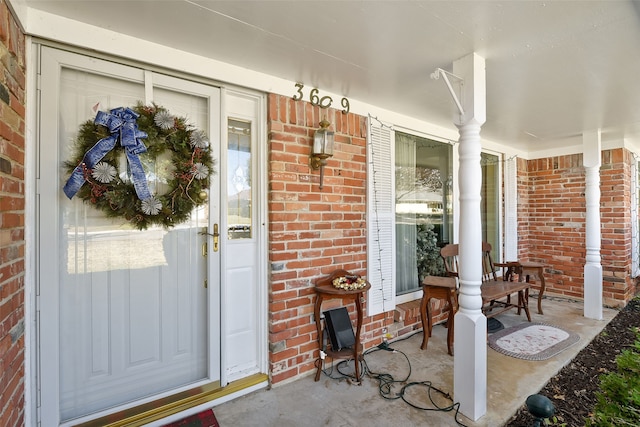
[
  {"xmin": 212, "ymin": 224, "xmax": 219, "ymax": 252},
  {"xmin": 198, "ymin": 224, "xmax": 220, "ymax": 253}
]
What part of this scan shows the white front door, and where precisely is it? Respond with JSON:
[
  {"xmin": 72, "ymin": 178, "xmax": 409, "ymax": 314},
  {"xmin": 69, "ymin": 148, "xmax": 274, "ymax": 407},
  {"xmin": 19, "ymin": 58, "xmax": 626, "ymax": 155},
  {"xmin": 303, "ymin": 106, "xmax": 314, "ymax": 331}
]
[{"xmin": 37, "ymin": 47, "xmax": 222, "ymax": 425}]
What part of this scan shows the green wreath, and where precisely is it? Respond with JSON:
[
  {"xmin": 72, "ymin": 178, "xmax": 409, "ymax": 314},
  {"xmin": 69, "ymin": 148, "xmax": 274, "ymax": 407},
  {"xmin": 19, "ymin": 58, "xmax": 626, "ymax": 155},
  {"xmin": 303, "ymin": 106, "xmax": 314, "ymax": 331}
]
[{"xmin": 63, "ymin": 103, "xmax": 215, "ymax": 230}]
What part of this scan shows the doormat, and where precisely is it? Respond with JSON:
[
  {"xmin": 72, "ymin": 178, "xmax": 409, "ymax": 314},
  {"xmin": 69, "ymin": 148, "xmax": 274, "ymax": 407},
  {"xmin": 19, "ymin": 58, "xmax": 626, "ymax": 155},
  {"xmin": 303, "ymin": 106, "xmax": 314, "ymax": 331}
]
[
  {"xmin": 488, "ymin": 322, "xmax": 580, "ymax": 361},
  {"xmin": 162, "ymin": 409, "xmax": 219, "ymax": 427}
]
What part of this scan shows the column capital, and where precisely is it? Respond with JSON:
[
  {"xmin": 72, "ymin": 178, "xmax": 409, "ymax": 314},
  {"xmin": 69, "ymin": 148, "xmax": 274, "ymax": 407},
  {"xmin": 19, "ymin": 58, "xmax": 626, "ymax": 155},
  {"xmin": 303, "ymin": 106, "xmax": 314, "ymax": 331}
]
[
  {"xmin": 583, "ymin": 129, "xmax": 601, "ymax": 168},
  {"xmin": 453, "ymin": 53, "xmax": 486, "ymax": 126}
]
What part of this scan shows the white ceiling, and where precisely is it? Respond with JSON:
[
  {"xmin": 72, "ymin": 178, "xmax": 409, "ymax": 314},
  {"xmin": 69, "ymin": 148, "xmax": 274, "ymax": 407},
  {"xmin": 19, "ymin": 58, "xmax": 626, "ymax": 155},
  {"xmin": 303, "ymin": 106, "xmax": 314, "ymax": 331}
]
[{"xmin": 18, "ymin": 0, "xmax": 640, "ymax": 153}]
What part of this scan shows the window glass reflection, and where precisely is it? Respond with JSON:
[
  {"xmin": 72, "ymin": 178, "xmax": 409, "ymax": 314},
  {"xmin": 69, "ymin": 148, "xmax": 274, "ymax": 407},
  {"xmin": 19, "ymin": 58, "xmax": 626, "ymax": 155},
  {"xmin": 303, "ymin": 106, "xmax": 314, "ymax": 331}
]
[
  {"xmin": 228, "ymin": 119, "xmax": 252, "ymax": 239},
  {"xmin": 395, "ymin": 132, "xmax": 453, "ymax": 296}
]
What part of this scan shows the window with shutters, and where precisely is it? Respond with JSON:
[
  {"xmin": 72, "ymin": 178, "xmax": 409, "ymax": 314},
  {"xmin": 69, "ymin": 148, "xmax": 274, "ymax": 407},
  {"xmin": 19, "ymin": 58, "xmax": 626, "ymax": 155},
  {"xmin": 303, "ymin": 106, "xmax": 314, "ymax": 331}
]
[{"xmin": 367, "ymin": 121, "xmax": 507, "ymax": 314}]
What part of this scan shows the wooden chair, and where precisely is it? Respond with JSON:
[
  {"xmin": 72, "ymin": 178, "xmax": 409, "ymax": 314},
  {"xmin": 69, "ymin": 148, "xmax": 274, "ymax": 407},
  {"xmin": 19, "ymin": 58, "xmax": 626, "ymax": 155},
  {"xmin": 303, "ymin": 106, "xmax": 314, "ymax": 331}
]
[
  {"xmin": 420, "ymin": 242, "xmax": 531, "ymax": 354},
  {"xmin": 481, "ymin": 242, "xmax": 531, "ymax": 320},
  {"xmin": 440, "ymin": 241, "xmax": 531, "ymax": 318},
  {"xmin": 481, "ymin": 241, "xmax": 512, "ymax": 313},
  {"xmin": 440, "ymin": 243, "xmax": 460, "ymax": 279}
]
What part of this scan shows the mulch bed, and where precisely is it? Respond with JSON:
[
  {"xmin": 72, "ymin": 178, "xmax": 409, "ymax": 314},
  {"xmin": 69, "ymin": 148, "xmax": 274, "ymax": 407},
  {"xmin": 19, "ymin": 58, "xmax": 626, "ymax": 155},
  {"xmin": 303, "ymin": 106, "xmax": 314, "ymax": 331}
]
[{"xmin": 504, "ymin": 298, "xmax": 640, "ymax": 426}]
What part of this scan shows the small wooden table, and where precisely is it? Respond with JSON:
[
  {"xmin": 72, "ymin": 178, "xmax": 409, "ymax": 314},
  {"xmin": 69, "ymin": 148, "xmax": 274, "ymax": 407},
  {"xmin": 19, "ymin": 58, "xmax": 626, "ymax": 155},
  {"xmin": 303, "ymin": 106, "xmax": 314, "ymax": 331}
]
[
  {"xmin": 314, "ymin": 270, "xmax": 370, "ymax": 383},
  {"xmin": 496, "ymin": 261, "xmax": 546, "ymax": 314},
  {"xmin": 420, "ymin": 276, "xmax": 457, "ymax": 356},
  {"xmin": 520, "ymin": 262, "xmax": 546, "ymax": 315}
]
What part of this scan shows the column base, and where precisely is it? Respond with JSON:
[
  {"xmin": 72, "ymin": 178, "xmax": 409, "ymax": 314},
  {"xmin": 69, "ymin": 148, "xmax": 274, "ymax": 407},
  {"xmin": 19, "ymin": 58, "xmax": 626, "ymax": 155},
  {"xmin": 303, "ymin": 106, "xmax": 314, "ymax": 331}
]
[
  {"xmin": 454, "ymin": 311, "xmax": 487, "ymax": 421},
  {"xmin": 584, "ymin": 263, "xmax": 603, "ymax": 320}
]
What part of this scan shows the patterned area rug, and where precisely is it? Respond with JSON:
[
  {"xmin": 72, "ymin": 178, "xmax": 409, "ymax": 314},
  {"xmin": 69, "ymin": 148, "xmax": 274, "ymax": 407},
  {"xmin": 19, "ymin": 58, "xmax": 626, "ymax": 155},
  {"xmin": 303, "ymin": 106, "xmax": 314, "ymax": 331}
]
[
  {"xmin": 488, "ymin": 322, "xmax": 580, "ymax": 360},
  {"xmin": 162, "ymin": 409, "xmax": 219, "ymax": 427}
]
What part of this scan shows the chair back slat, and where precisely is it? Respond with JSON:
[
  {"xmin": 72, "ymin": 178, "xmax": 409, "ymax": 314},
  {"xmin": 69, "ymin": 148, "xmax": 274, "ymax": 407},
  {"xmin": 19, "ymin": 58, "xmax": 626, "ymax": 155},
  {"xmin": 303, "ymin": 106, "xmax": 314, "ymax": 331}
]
[
  {"xmin": 440, "ymin": 242, "xmax": 500, "ymax": 283},
  {"xmin": 482, "ymin": 241, "xmax": 498, "ymax": 282},
  {"xmin": 439, "ymin": 244, "xmax": 459, "ymax": 278},
  {"xmin": 426, "ymin": 242, "xmax": 532, "ymax": 351}
]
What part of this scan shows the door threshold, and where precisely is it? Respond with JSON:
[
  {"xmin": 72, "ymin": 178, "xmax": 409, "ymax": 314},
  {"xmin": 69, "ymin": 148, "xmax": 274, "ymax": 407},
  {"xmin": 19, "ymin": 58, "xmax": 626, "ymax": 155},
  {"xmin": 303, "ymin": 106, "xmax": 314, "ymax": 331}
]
[{"xmin": 74, "ymin": 373, "xmax": 269, "ymax": 427}]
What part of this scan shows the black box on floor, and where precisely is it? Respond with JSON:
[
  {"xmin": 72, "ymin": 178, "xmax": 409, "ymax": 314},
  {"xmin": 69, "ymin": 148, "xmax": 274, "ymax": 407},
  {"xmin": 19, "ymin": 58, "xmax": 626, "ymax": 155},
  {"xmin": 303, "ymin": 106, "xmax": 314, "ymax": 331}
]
[{"xmin": 323, "ymin": 307, "xmax": 355, "ymax": 351}]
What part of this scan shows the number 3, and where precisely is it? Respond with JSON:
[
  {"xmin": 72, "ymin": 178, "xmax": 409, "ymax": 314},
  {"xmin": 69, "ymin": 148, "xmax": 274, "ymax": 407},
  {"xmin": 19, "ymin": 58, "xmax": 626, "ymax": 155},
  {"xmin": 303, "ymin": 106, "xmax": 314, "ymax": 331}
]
[{"xmin": 293, "ymin": 83, "xmax": 304, "ymax": 101}]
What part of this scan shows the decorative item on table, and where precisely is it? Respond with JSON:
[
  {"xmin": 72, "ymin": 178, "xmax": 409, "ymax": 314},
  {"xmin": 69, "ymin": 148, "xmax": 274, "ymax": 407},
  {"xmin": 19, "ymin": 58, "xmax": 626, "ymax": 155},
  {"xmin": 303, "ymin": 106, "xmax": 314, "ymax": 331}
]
[
  {"xmin": 62, "ymin": 103, "xmax": 215, "ymax": 230},
  {"xmin": 332, "ymin": 275, "xmax": 367, "ymax": 290}
]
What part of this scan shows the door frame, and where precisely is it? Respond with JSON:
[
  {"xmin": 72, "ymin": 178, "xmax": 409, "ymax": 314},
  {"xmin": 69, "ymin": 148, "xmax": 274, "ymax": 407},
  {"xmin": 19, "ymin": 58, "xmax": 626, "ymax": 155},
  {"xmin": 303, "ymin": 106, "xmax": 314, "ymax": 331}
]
[
  {"xmin": 220, "ymin": 87, "xmax": 269, "ymax": 386},
  {"xmin": 25, "ymin": 42, "xmax": 269, "ymax": 426}
]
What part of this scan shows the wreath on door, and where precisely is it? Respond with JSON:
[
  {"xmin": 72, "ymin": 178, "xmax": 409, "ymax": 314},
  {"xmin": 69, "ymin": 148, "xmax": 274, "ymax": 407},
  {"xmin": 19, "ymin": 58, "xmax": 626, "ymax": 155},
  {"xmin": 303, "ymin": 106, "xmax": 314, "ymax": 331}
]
[{"xmin": 63, "ymin": 103, "xmax": 215, "ymax": 230}]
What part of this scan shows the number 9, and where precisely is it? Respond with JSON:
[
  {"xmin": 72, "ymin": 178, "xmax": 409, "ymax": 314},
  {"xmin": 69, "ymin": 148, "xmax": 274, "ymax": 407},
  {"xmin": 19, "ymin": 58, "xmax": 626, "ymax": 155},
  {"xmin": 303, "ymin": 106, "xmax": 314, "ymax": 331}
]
[{"xmin": 341, "ymin": 97, "xmax": 350, "ymax": 114}]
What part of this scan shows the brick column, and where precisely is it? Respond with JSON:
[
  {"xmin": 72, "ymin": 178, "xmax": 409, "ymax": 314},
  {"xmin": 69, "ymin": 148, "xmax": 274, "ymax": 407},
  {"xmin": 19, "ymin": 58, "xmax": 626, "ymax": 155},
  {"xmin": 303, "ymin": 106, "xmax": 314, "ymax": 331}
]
[
  {"xmin": 0, "ymin": 2, "xmax": 26, "ymax": 426},
  {"xmin": 267, "ymin": 94, "xmax": 370, "ymax": 384}
]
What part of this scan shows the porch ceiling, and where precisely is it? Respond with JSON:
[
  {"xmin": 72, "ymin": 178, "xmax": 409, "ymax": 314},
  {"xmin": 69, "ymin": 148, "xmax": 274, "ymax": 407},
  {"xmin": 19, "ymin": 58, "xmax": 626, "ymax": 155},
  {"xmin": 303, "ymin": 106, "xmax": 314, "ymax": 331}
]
[{"xmin": 18, "ymin": 0, "xmax": 640, "ymax": 154}]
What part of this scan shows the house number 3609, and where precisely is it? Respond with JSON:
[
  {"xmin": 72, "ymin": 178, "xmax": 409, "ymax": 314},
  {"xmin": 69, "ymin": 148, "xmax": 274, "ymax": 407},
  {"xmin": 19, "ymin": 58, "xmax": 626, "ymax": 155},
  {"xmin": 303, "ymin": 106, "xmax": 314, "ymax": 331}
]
[{"xmin": 292, "ymin": 83, "xmax": 350, "ymax": 114}]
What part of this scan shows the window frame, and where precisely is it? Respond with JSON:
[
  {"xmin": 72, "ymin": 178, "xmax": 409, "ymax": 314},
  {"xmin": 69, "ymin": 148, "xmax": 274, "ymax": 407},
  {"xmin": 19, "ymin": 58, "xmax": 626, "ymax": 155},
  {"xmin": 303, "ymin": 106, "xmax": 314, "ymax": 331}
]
[
  {"xmin": 367, "ymin": 121, "xmax": 510, "ymax": 312},
  {"xmin": 394, "ymin": 130, "xmax": 455, "ymax": 304}
]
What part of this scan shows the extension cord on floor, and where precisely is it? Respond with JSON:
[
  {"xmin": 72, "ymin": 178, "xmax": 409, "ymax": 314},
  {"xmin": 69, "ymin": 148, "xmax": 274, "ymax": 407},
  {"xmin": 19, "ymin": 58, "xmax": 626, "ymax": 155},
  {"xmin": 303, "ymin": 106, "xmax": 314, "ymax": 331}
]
[{"xmin": 377, "ymin": 341, "xmax": 394, "ymax": 351}]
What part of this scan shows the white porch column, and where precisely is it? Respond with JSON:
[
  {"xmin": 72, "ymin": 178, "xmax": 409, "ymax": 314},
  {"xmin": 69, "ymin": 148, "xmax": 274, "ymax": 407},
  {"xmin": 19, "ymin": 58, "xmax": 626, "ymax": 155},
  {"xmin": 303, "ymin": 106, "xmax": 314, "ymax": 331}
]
[
  {"xmin": 453, "ymin": 53, "xmax": 487, "ymax": 421},
  {"xmin": 583, "ymin": 130, "xmax": 603, "ymax": 319}
]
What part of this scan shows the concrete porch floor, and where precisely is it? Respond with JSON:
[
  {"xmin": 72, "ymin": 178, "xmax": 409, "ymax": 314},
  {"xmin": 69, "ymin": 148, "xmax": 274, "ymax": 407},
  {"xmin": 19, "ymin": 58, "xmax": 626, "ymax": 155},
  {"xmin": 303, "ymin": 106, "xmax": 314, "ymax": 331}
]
[{"xmin": 213, "ymin": 298, "xmax": 617, "ymax": 427}]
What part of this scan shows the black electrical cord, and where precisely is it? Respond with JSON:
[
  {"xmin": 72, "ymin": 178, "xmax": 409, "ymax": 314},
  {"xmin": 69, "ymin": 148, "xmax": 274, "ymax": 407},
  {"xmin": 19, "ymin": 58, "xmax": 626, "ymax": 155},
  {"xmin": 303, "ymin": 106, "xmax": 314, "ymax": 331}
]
[
  {"xmin": 318, "ymin": 336, "xmax": 469, "ymax": 427},
  {"xmin": 361, "ymin": 346, "xmax": 412, "ymax": 399},
  {"xmin": 397, "ymin": 379, "xmax": 468, "ymax": 427},
  {"xmin": 317, "ymin": 352, "xmax": 367, "ymax": 382}
]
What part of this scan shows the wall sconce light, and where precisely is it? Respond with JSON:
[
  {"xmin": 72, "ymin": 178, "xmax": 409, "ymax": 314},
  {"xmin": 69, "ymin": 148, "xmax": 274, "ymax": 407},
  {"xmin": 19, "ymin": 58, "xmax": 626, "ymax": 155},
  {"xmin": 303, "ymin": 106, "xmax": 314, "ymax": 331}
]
[{"xmin": 310, "ymin": 119, "xmax": 334, "ymax": 189}]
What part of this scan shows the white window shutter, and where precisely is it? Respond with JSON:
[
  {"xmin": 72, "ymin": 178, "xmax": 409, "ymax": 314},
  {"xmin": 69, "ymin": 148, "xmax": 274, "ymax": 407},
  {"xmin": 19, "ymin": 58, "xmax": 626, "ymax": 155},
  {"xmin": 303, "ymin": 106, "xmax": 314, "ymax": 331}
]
[
  {"xmin": 504, "ymin": 157, "xmax": 518, "ymax": 261},
  {"xmin": 366, "ymin": 119, "xmax": 395, "ymax": 316}
]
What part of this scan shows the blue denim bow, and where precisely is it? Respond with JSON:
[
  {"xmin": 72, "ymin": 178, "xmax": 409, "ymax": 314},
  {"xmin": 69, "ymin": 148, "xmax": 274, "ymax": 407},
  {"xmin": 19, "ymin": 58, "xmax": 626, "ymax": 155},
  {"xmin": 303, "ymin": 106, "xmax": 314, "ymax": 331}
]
[{"xmin": 63, "ymin": 107, "xmax": 152, "ymax": 201}]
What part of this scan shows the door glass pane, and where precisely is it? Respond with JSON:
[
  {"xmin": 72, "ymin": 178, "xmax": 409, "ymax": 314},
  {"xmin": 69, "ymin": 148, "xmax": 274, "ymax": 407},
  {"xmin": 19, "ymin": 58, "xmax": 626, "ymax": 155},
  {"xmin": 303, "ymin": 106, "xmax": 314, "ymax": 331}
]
[
  {"xmin": 227, "ymin": 119, "xmax": 252, "ymax": 239},
  {"xmin": 153, "ymin": 87, "xmax": 210, "ymax": 228},
  {"xmin": 481, "ymin": 152, "xmax": 500, "ymax": 260},
  {"xmin": 395, "ymin": 132, "xmax": 453, "ymax": 296}
]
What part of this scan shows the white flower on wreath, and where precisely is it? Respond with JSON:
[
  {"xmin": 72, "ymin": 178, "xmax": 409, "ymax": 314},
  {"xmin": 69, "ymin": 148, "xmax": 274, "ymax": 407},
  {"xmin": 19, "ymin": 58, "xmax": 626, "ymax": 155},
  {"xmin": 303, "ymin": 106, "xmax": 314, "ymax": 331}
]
[
  {"xmin": 141, "ymin": 196, "xmax": 162, "ymax": 216},
  {"xmin": 154, "ymin": 110, "xmax": 175, "ymax": 130},
  {"xmin": 92, "ymin": 162, "xmax": 117, "ymax": 183},
  {"xmin": 190, "ymin": 130, "xmax": 209, "ymax": 149},
  {"xmin": 192, "ymin": 163, "xmax": 209, "ymax": 180}
]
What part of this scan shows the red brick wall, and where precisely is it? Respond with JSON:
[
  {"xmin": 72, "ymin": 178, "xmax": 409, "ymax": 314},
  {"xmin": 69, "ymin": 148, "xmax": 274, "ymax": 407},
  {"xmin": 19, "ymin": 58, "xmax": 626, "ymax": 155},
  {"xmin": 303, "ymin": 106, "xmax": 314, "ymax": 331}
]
[
  {"xmin": 265, "ymin": 95, "xmax": 640, "ymax": 385},
  {"xmin": 266, "ymin": 95, "xmax": 638, "ymax": 384},
  {"xmin": 266, "ymin": 92, "xmax": 640, "ymax": 385},
  {"xmin": 267, "ymin": 94, "xmax": 394, "ymax": 383},
  {"xmin": 516, "ymin": 157, "xmax": 531, "ymax": 257},
  {"xmin": 600, "ymin": 149, "xmax": 637, "ymax": 304},
  {"xmin": 0, "ymin": 1, "xmax": 26, "ymax": 426},
  {"xmin": 521, "ymin": 149, "xmax": 636, "ymax": 307}
]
